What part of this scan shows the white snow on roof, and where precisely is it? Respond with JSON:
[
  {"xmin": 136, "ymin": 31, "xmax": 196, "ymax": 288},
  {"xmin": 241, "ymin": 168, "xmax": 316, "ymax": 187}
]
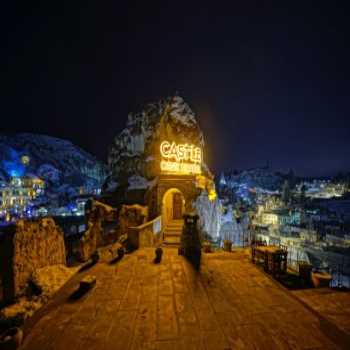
[{"xmin": 168, "ymin": 96, "xmax": 197, "ymax": 126}]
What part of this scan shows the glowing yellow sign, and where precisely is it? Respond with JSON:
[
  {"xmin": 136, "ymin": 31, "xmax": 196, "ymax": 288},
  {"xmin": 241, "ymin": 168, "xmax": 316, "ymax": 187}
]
[
  {"xmin": 160, "ymin": 141, "xmax": 202, "ymax": 175},
  {"xmin": 160, "ymin": 160, "xmax": 201, "ymax": 174},
  {"xmin": 160, "ymin": 141, "xmax": 201, "ymax": 163}
]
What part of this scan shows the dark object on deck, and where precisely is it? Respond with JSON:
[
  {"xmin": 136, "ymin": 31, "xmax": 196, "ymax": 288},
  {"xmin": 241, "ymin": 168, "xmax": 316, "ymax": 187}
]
[
  {"xmin": 154, "ymin": 247, "xmax": 163, "ymax": 263},
  {"xmin": 0, "ymin": 315, "xmax": 23, "ymax": 335},
  {"xmin": 91, "ymin": 251, "xmax": 100, "ymax": 264},
  {"xmin": 109, "ymin": 246, "xmax": 125, "ymax": 264},
  {"xmin": 202, "ymin": 241, "xmax": 212, "ymax": 253},
  {"xmin": 252, "ymin": 245, "xmax": 287, "ymax": 277},
  {"xmin": 298, "ymin": 262, "xmax": 313, "ymax": 284},
  {"xmin": 0, "ymin": 327, "xmax": 23, "ymax": 350},
  {"xmin": 118, "ymin": 233, "xmax": 135, "ymax": 253},
  {"xmin": 80, "ymin": 275, "xmax": 96, "ymax": 291},
  {"xmin": 26, "ymin": 278, "xmax": 43, "ymax": 297},
  {"xmin": 69, "ymin": 275, "xmax": 96, "ymax": 300},
  {"xmin": 179, "ymin": 214, "xmax": 201, "ymax": 270},
  {"xmin": 223, "ymin": 239, "xmax": 232, "ymax": 252},
  {"xmin": 117, "ymin": 246, "xmax": 125, "ymax": 259},
  {"xmin": 73, "ymin": 275, "xmax": 96, "ymax": 299}
]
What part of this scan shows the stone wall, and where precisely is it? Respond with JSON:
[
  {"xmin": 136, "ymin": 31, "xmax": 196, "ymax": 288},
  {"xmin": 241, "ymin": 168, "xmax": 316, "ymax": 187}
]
[
  {"xmin": 79, "ymin": 200, "xmax": 119, "ymax": 262},
  {"xmin": 119, "ymin": 204, "xmax": 148, "ymax": 234},
  {"xmin": 79, "ymin": 219, "xmax": 101, "ymax": 262},
  {"xmin": 0, "ymin": 218, "xmax": 66, "ymax": 304},
  {"xmin": 127, "ymin": 216, "xmax": 162, "ymax": 249}
]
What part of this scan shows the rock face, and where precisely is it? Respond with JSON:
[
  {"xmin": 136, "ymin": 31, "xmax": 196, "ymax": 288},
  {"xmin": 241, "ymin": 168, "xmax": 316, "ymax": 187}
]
[
  {"xmin": 105, "ymin": 95, "xmax": 208, "ymax": 193},
  {"xmin": 105, "ymin": 95, "xmax": 220, "ymax": 240},
  {"xmin": 79, "ymin": 201, "xmax": 118, "ymax": 261},
  {"xmin": 0, "ymin": 218, "xmax": 66, "ymax": 303}
]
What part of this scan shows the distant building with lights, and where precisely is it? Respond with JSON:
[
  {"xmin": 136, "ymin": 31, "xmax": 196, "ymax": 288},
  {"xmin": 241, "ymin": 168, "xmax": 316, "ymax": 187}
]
[
  {"xmin": 259, "ymin": 208, "xmax": 302, "ymax": 227},
  {"xmin": 0, "ymin": 175, "xmax": 45, "ymax": 222}
]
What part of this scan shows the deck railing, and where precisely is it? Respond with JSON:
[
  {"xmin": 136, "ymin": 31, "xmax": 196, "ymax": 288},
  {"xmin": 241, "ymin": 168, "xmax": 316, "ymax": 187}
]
[{"xmin": 128, "ymin": 216, "xmax": 162, "ymax": 248}]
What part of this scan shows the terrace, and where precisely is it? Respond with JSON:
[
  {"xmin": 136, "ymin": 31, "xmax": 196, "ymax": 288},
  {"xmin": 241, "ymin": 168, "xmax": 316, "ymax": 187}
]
[{"xmin": 19, "ymin": 248, "xmax": 350, "ymax": 350}]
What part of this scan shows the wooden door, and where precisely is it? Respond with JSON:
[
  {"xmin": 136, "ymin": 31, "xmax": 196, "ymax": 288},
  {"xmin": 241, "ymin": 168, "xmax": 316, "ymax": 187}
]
[{"xmin": 172, "ymin": 193, "xmax": 183, "ymax": 220}]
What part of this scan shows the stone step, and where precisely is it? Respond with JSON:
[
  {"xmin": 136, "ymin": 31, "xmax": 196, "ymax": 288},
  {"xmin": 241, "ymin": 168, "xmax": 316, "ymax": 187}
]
[
  {"xmin": 165, "ymin": 223, "xmax": 182, "ymax": 228},
  {"xmin": 163, "ymin": 236, "xmax": 181, "ymax": 245},
  {"xmin": 164, "ymin": 228, "xmax": 181, "ymax": 234},
  {"xmin": 166, "ymin": 220, "xmax": 183, "ymax": 225},
  {"xmin": 164, "ymin": 227, "xmax": 182, "ymax": 233},
  {"xmin": 164, "ymin": 232, "xmax": 181, "ymax": 238},
  {"xmin": 165, "ymin": 225, "xmax": 182, "ymax": 231},
  {"xmin": 163, "ymin": 220, "xmax": 183, "ymax": 246}
]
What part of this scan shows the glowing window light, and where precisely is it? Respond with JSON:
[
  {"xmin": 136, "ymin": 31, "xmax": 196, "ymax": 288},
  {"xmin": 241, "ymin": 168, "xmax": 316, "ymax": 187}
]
[{"xmin": 208, "ymin": 189, "xmax": 217, "ymax": 201}]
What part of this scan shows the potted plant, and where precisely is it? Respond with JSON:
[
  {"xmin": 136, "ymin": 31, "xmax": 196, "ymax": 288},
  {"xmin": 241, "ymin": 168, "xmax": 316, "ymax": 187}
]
[
  {"xmin": 223, "ymin": 239, "xmax": 232, "ymax": 252},
  {"xmin": 91, "ymin": 250, "xmax": 100, "ymax": 264},
  {"xmin": 154, "ymin": 247, "xmax": 163, "ymax": 263},
  {"xmin": 117, "ymin": 246, "xmax": 125, "ymax": 259},
  {"xmin": 202, "ymin": 241, "xmax": 212, "ymax": 253},
  {"xmin": 298, "ymin": 261, "xmax": 313, "ymax": 283},
  {"xmin": 0, "ymin": 327, "xmax": 23, "ymax": 350},
  {"xmin": 79, "ymin": 275, "xmax": 97, "ymax": 292}
]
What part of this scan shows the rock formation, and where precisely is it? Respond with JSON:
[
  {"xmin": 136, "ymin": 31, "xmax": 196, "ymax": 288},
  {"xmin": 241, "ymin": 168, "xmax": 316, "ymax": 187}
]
[
  {"xmin": 0, "ymin": 218, "xmax": 66, "ymax": 303},
  {"xmin": 104, "ymin": 95, "xmax": 221, "ymax": 238},
  {"xmin": 105, "ymin": 95, "xmax": 209, "ymax": 196}
]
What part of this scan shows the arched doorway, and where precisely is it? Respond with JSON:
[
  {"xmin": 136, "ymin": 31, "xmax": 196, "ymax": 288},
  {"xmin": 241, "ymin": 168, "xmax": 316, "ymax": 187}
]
[{"xmin": 162, "ymin": 188, "xmax": 185, "ymax": 227}]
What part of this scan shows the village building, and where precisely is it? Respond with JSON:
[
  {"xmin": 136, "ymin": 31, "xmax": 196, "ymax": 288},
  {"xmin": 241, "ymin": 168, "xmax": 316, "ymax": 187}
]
[
  {"xmin": 259, "ymin": 208, "xmax": 302, "ymax": 227},
  {"xmin": 103, "ymin": 96, "xmax": 219, "ymax": 244},
  {"xmin": 0, "ymin": 175, "xmax": 45, "ymax": 221}
]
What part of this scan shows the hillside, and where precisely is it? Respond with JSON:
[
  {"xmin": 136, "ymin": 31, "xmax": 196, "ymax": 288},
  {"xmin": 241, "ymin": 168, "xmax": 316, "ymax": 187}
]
[{"xmin": 0, "ymin": 133, "xmax": 107, "ymax": 206}]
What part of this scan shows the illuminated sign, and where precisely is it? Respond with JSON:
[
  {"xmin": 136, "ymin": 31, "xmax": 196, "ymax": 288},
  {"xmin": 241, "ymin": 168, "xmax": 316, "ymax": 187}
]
[
  {"xmin": 160, "ymin": 161, "xmax": 201, "ymax": 174},
  {"xmin": 160, "ymin": 141, "xmax": 201, "ymax": 163},
  {"xmin": 160, "ymin": 141, "xmax": 202, "ymax": 175}
]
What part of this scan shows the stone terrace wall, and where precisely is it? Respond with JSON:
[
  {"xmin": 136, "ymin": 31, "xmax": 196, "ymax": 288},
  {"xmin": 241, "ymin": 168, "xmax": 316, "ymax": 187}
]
[{"xmin": 0, "ymin": 218, "xmax": 66, "ymax": 304}]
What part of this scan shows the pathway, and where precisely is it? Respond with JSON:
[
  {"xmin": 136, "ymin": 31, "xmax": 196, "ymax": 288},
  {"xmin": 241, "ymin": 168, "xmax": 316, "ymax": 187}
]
[{"xmin": 21, "ymin": 248, "xmax": 349, "ymax": 349}]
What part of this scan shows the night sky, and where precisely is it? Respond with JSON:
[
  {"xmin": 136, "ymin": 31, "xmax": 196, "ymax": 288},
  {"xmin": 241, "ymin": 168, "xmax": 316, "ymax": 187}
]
[{"xmin": 2, "ymin": 2, "xmax": 350, "ymax": 177}]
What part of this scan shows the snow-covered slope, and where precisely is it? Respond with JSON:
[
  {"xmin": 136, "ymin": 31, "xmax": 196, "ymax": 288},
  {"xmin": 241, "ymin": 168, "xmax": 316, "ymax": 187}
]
[
  {"xmin": 221, "ymin": 168, "xmax": 284, "ymax": 192},
  {"xmin": 0, "ymin": 133, "xmax": 107, "ymax": 205}
]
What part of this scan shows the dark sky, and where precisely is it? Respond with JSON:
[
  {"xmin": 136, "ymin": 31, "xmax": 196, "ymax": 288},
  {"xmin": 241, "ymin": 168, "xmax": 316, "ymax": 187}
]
[{"xmin": 1, "ymin": 1, "xmax": 350, "ymax": 177}]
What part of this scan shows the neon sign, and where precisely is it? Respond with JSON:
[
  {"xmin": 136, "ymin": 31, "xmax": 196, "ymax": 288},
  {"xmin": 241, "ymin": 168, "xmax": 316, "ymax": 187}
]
[{"xmin": 160, "ymin": 141, "xmax": 202, "ymax": 175}]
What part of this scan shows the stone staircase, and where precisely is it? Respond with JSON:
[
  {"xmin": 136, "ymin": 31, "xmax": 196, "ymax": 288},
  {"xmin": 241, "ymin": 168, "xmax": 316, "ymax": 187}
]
[{"xmin": 162, "ymin": 220, "xmax": 184, "ymax": 246}]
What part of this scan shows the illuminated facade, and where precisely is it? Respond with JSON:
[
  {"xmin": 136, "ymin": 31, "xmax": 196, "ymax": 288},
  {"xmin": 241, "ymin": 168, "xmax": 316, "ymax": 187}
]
[
  {"xmin": 143, "ymin": 139, "xmax": 216, "ymax": 230},
  {"xmin": 260, "ymin": 209, "xmax": 302, "ymax": 226},
  {"xmin": 0, "ymin": 176, "xmax": 45, "ymax": 221},
  {"xmin": 107, "ymin": 96, "xmax": 219, "ymax": 240}
]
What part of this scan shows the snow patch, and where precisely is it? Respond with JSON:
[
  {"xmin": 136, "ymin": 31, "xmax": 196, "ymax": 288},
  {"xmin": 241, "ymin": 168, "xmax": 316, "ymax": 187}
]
[
  {"xmin": 194, "ymin": 191, "xmax": 222, "ymax": 239},
  {"xmin": 128, "ymin": 175, "xmax": 149, "ymax": 190}
]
